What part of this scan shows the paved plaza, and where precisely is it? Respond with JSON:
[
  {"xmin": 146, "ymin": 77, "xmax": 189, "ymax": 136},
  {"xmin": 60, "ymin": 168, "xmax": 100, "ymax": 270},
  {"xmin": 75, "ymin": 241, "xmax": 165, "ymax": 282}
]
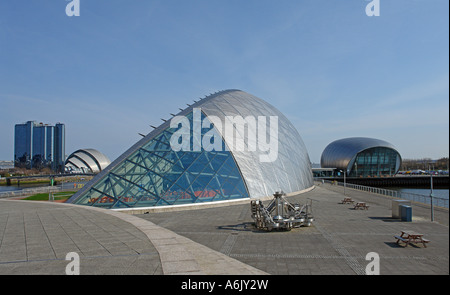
[
  {"xmin": 139, "ymin": 183, "xmax": 449, "ymax": 275},
  {"xmin": 0, "ymin": 183, "xmax": 448, "ymax": 275}
]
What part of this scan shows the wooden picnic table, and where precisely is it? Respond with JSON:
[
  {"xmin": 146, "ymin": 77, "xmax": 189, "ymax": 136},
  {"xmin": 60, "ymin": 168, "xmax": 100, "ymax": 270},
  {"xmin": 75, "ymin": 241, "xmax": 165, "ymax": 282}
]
[
  {"xmin": 353, "ymin": 202, "xmax": 369, "ymax": 210},
  {"xmin": 341, "ymin": 197, "xmax": 354, "ymax": 204},
  {"xmin": 394, "ymin": 230, "xmax": 430, "ymax": 248}
]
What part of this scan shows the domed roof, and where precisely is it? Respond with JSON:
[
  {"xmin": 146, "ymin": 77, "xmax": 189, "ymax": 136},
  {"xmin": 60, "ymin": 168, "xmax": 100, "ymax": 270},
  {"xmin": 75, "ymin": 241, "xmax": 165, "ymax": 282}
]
[
  {"xmin": 195, "ymin": 89, "xmax": 313, "ymax": 197},
  {"xmin": 321, "ymin": 137, "xmax": 400, "ymax": 171},
  {"xmin": 68, "ymin": 90, "xmax": 313, "ymax": 208},
  {"xmin": 65, "ymin": 148, "xmax": 111, "ymax": 173}
]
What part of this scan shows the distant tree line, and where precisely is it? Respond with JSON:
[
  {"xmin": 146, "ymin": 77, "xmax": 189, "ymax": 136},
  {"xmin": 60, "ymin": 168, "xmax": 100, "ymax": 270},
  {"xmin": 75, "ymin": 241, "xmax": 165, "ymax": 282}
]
[
  {"xmin": 401, "ymin": 157, "xmax": 449, "ymax": 171},
  {"xmin": 0, "ymin": 167, "xmax": 54, "ymax": 178}
]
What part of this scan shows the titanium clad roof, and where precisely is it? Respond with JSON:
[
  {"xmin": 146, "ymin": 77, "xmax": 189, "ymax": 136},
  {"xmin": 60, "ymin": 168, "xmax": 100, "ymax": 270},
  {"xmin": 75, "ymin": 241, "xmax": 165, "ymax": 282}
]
[
  {"xmin": 197, "ymin": 90, "xmax": 314, "ymax": 198},
  {"xmin": 71, "ymin": 89, "xmax": 313, "ymax": 202},
  {"xmin": 80, "ymin": 149, "xmax": 111, "ymax": 171},
  {"xmin": 320, "ymin": 137, "xmax": 400, "ymax": 172},
  {"xmin": 65, "ymin": 149, "xmax": 111, "ymax": 173}
]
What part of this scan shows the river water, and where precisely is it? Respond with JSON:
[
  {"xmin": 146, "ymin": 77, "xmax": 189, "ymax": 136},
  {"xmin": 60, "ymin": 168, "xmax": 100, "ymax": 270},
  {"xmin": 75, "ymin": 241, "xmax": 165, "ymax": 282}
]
[{"xmin": 386, "ymin": 187, "xmax": 448, "ymax": 199}]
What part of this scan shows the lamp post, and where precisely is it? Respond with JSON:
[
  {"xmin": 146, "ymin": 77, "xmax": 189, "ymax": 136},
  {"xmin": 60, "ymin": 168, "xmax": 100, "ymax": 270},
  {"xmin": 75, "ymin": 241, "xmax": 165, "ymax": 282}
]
[
  {"xmin": 430, "ymin": 173, "xmax": 434, "ymax": 222},
  {"xmin": 339, "ymin": 170, "xmax": 346, "ymax": 196}
]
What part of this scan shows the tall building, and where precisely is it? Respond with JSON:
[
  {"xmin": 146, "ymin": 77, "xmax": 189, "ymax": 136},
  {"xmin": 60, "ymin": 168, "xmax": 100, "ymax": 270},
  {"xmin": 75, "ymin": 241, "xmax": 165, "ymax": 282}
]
[{"xmin": 14, "ymin": 121, "xmax": 65, "ymax": 172}]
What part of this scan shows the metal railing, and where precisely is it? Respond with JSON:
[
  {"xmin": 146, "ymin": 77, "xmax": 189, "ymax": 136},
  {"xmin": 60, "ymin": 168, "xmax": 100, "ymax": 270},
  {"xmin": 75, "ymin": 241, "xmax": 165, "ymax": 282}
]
[
  {"xmin": 0, "ymin": 181, "xmax": 87, "ymax": 199},
  {"xmin": 320, "ymin": 179, "xmax": 448, "ymax": 208}
]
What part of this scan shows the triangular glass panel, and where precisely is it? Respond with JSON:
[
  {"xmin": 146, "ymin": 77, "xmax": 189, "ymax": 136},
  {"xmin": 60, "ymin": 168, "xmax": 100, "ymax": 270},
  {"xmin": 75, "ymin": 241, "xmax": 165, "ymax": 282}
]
[{"xmin": 71, "ymin": 110, "xmax": 249, "ymax": 208}]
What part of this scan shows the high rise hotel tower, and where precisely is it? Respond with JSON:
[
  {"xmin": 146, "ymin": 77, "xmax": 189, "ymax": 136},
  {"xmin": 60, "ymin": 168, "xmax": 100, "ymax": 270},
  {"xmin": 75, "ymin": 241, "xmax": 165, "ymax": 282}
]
[{"xmin": 14, "ymin": 121, "xmax": 65, "ymax": 172}]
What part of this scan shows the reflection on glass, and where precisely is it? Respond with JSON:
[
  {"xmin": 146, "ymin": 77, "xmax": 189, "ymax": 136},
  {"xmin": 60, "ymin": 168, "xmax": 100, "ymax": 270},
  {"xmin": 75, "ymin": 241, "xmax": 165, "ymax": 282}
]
[{"xmin": 73, "ymin": 111, "xmax": 249, "ymax": 208}]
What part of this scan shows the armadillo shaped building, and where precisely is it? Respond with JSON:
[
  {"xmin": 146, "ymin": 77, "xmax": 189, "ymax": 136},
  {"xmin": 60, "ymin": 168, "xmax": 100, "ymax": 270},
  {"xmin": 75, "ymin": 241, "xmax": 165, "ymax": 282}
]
[{"xmin": 68, "ymin": 90, "xmax": 314, "ymax": 209}]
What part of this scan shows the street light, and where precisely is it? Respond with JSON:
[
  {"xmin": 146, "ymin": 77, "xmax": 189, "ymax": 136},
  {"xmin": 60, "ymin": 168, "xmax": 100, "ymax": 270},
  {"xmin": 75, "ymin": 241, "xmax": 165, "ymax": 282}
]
[
  {"xmin": 339, "ymin": 169, "xmax": 346, "ymax": 196},
  {"xmin": 430, "ymin": 173, "xmax": 434, "ymax": 222}
]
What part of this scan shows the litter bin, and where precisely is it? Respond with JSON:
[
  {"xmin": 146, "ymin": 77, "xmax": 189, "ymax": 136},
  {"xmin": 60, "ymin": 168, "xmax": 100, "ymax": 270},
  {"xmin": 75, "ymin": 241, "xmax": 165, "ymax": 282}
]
[
  {"xmin": 400, "ymin": 205, "xmax": 412, "ymax": 222},
  {"xmin": 392, "ymin": 200, "xmax": 411, "ymax": 219}
]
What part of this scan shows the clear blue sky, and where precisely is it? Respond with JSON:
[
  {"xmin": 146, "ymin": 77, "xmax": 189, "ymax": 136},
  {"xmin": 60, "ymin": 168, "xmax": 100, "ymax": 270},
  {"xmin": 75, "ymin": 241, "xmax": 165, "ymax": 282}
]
[{"xmin": 1, "ymin": 0, "xmax": 448, "ymax": 164}]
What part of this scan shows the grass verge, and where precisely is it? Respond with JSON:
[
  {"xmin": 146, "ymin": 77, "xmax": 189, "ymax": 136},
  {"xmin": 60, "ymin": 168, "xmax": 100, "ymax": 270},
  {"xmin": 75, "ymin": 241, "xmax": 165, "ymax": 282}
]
[{"xmin": 22, "ymin": 191, "xmax": 76, "ymax": 202}]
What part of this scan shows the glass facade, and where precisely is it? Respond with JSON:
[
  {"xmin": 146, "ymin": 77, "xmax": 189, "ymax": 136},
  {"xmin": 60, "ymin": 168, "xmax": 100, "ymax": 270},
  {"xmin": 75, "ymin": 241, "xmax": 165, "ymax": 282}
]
[
  {"xmin": 53, "ymin": 123, "xmax": 66, "ymax": 172},
  {"xmin": 72, "ymin": 111, "xmax": 249, "ymax": 208},
  {"xmin": 321, "ymin": 137, "xmax": 402, "ymax": 177},
  {"xmin": 69, "ymin": 89, "xmax": 315, "ymax": 209},
  {"xmin": 349, "ymin": 147, "xmax": 400, "ymax": 177},
  {"xmin": 14, "ymin": 121, "xmax": 65, "ymax": 172},
  {"xmin": 14, "ymin": 122, "xmax": 32, "ymax": 167}
]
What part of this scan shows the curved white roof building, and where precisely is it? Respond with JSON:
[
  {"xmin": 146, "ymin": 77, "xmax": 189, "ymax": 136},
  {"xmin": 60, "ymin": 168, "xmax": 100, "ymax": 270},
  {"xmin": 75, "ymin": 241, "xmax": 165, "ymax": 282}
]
[
  {"xmin": 65, "ymin": 148, "xmax": 111, "ymax": 173},
  {"xmin": 68, "ymin": 90, "xmax": 314, "ymax": 209}
]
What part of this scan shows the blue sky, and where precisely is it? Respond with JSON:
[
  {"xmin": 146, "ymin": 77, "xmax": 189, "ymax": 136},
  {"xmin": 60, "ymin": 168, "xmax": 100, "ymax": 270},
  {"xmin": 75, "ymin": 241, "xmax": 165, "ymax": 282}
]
[{"xmin": 0, "ymin": 0, "xmax": 448, "ymax": 164}]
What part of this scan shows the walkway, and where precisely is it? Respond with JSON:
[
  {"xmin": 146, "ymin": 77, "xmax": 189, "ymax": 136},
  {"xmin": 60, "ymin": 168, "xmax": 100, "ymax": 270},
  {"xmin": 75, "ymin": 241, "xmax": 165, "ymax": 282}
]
[
  {"xmin": 0, "ymin": 199, "xmax": 265, "ymax": 275},
  {"xmin": 139, "ymin": 184, "xmax": 449, "ymax": 275},
  {"xmin": 0, "ymin": 183, "xmax": 448, "ymax": 275}
]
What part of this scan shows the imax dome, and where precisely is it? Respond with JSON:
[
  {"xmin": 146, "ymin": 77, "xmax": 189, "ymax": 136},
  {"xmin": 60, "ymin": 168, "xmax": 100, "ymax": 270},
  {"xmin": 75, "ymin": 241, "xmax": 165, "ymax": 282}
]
[
  {"xmin": 321, "ymin": 137, "xmax": 402, "ymax": 177},
  {"xmin": 68, "ymin": 90, "xmax": 313, "ymax": 209}
]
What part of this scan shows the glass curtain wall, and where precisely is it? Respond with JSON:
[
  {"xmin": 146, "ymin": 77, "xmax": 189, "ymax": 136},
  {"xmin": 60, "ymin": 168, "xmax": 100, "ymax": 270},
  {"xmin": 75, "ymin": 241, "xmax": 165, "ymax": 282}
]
[
  {"xmin": 72, "ymin": 111, "xmax": 249, "ymax": 208},
  {"xmin": 350, "ymin": 147, "xmax": 399, "ymax": 177}
]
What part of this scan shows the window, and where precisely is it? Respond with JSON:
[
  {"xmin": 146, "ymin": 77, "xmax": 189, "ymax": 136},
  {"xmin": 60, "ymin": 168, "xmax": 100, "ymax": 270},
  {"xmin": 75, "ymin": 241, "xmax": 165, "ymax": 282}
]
[{"xmin": 350, "ymin": 147, "xmax": 399, "ymax": 177}]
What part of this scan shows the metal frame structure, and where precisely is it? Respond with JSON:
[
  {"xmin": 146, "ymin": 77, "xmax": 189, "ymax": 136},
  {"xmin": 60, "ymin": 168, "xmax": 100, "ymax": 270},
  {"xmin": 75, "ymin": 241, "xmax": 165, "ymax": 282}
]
[
  {"xmin": 68, "ymin": 90, "xmax": 314, "ymax": 209},
  {"xmin": 251, "ymin": 191, "xmax": 314, "ymax": 231}
]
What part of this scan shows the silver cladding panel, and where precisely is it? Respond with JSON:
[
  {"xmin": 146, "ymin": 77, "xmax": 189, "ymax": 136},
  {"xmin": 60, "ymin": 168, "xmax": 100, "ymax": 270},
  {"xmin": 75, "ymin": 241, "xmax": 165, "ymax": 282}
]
[
  {"xmin": 320, "ymin": 137, "xmax": 401, "ymax": 172},
  {"xmin": 80, "ymin": 148, "xmax": 111, "ymax": 171},
  {"xmin": 65, "ymin": 148, "xmax": 111, "ymax": 173},
  {"xmin": 199, "ymin": 90, "xmax": 313, "ymax": 198},
  {"xmin": 70, "ymin": 90, "xmax": 313, "ymax": 201}
]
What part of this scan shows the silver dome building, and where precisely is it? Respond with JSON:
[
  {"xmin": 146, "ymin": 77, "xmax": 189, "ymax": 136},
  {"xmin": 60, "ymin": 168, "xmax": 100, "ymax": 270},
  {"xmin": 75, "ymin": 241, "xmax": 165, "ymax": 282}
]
[
  {"xmin": 68, "ymin": 90, "xmax": 314, "ymax": 209},
  {"xmin": 320, "ymin": 137, "xmax": 402, "ymax": 177},
  {"xmin": 65, "ymin": 149, "xmax": 111, "ymax": 173}
]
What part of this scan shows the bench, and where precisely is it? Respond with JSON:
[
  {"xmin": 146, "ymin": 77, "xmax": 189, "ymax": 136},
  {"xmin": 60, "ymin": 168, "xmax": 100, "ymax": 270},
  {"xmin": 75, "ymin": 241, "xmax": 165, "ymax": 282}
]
[
  {"xmin": 394, "ymin": 235, "xmax": 408, "ymax": 243},
  {"xmin": 353, "ymin": 202, "xmax": 369, "ymax": 210},
  {"xmin": 420, "ymin": 238, "xmax": 431, "ymax": 246},
  {"xmin": 341, "ymin": 197, "xmax": 354, "ymax": 204},
  {"xmin": 394, "ymin": 231, "xmax": 431, "ymax": 248}
]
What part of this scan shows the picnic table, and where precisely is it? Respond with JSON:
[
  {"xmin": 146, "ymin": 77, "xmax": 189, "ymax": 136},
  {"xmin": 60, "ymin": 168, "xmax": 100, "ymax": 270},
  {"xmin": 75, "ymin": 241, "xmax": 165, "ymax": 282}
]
[
  {"xmin": 394, "ymin": 230, "xmax": 430, "ymax": 248},
  {"xmin": 341, "ymin": 197, "xmax": 354, "ymax": 204},
  {"xmin": 353, "ymin": 202, "xmax": 369, "ymax": 210}
]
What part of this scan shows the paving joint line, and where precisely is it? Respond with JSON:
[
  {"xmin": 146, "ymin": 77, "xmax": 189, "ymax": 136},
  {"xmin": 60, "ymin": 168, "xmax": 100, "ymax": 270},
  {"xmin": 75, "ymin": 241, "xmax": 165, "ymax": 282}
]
[{"xmin": 314, "ymin": 223, "xmax": 366, "ymax": 275}]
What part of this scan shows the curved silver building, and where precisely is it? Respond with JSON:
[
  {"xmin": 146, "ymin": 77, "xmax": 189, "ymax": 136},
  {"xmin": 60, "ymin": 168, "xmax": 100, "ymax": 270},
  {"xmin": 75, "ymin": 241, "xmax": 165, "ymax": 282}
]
[
  {"xmin": 65, "ymin": 148, "xmax": 111, "ymax": 173},
  {"xmin": 68, "ymin": 89, "xmax": 314, "ymax": 209},
  {"xmin": 320, "ymin": 137, "xmax": 402, "ymax": 177}
]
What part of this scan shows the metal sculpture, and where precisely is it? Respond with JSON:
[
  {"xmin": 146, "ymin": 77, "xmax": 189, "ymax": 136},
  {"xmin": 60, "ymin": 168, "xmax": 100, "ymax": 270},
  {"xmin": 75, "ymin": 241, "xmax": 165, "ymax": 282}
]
[{"xmin": 251, "ymin": 191, "xmax": 314, "ymax": 231}]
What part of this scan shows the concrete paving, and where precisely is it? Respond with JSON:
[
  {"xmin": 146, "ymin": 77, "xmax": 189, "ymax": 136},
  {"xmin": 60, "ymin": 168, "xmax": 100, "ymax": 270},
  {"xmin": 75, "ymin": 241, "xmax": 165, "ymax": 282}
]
[
  {"xmin": 0, "ymin": 199, "xmax": 265, "ymax": 275},
  {"xmin": 138, "ymin": 183, "xmax": 449, "ymax": 275},
  {"xmin": 0, "ymin": 182, "xmax": 448, "ymax": 275},
  {"xmin": 0, "ymin": 200, "xmax": 162, "ymax": 275}
]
